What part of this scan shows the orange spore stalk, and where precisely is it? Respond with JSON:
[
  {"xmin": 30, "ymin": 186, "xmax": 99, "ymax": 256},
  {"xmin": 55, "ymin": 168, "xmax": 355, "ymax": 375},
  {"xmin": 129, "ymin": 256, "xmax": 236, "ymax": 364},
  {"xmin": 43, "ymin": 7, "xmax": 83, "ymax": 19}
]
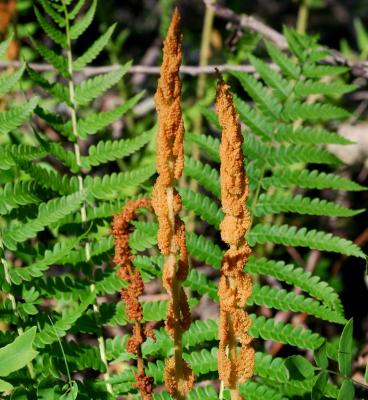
[
  {"xmin": 151, "ymin": 7, "xmax": 194, "ymax": 399},
  {"xmin": 112, "ymin": 198, "xmax": 155, "ymax": 400},
  {"xmin": 216, "ymin": 79, "xmax": 255, "ymax": 399}
]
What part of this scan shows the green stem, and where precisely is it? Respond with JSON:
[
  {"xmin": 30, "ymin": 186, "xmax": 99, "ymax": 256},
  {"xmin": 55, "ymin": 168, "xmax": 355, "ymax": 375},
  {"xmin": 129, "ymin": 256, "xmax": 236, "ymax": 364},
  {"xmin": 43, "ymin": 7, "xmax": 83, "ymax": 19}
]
[
  {"xmin": 296, "ymin": 0, "xmax": 309, "ymax": 34},
  {"xmin": 187, "ymin": 0, "xmax": 216, "ymax": 232},
  {"xmin": 60, "ymin": 1, "xmax": 112, "ymax": 394}
]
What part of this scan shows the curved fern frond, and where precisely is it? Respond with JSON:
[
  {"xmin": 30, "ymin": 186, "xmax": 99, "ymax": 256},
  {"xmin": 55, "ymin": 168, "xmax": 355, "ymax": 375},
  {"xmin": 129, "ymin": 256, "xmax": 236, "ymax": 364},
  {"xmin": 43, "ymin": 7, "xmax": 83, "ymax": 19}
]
[
  {"xmin": 178, "ymin": 187, "xmax": 223, "ymax": 228},
  {"xmin": 184, "ymin": 157, "xmax": 221, "ymax": 197},
  {"xmin": 32, "ymin": 39, "xmax": 69, "ymax": 78},
  {"xmin": 69, "ymin": 0, "xmax": 96, "ymax": 40},
  {"xmin": 262, "ymin": 168, "xmax": 366, "ymax": 191},
  {"xmin": 34, "ymin": 6, "xmax": 67, "ymax": 47},
  {"xmin": 34, "ymin": 292, "xmax": 95, "ymax": 348},
  {"xmin": 250, "ymin": 284, "xmax": 346, "ymax": 324},
  {"xmin": 265, "ymin": 41, "xmax": 301, "ymax": 79},
  {"xmin": 75, "ymin": 64, "xmax": 130, "ymax": 106},
  {"xmin": 231, "ymin": 71, "xmax": 282, "ymax": 119},
  {"xmin": 9, "ymin": 239, "xmax": 79, "ymax": 285},
  {"xmin": 0, "ymin": 143, "xmax": 46, "ymax": 170},
  {"xmin": 247, "ymin": 257, "xmax": 343, "ymax": 312},
  {"xmin": 0, "ymin": 97, "xmax": 38, "ymax": 136},
  {"xmin": 0, "ymin": 63, "xmax": 25, "ymax": 97},
  {"xmin": 77, "ymin": 92, "xmax": 143, "ymax": 138},
  {"xmin": 253, "ymin": 193, "xmax": 363, "ymax": 218},
  {"xmin": 234, "ymin": 95, "xmax": 273, "ymax": 140},
  {"xmin": 294, "ymin": 79, "xmax": 357, "ymax": 97},
  {"xmin": 82, "ymin": 129, "xmax": 152, "ymax": 169},
  {"xmin": 185, "ymin": 131, "xmax": 220, "ymax": 162},
  {"xmin": 84, "ymin": 165, "xmax": 155, "ymax": 200},
  {"xmin": 281, "ymin": 101, "xmax": 349, "ymax": 121},
  {"xmin": 248, "ymin": 223, "xmax": 365, "ymax": 258},
  {"xmin": 275, "ymin": 124, "xmax": 353, "ymax": 145},
  {"xmin": 0, "ymin": 182, "xmax": 43, "ymax": 215},
  {"xmin": 2, "ymin": 192, "xmax": 85, "ymax": 250},
  {"xmin": 73, "ymin": 24, "xmax": 116, "ymax": 71},
  {"xmin": 244, "ymin": 135, "xmax": 342, "ymax": 166},
  {"xmin": 250, "ymin": 55, "xmax": 292, "ymax": 100}
]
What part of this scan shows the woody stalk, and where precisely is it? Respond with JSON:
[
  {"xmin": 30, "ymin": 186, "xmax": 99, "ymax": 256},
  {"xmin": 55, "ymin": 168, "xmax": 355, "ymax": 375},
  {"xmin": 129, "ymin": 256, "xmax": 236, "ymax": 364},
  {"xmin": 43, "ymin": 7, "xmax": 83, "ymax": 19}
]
[
  {"xmin": 151, "ymin": 8, "xmax": 194, "ymax": 400},
  {"xmin": 216, "ymin": 78, "xmax": 255, "ymax": 399}
]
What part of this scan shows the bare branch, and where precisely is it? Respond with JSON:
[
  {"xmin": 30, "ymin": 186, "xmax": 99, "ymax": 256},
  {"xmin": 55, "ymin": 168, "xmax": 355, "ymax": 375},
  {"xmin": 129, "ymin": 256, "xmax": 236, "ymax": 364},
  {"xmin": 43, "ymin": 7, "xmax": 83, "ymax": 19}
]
[
  {"xmin": 204, "ymin": 0, "xmax": 368, "ymax": 79},
  {"xmin": 0, "ymin": 60, "xmax": 259, "ymax": 76}
]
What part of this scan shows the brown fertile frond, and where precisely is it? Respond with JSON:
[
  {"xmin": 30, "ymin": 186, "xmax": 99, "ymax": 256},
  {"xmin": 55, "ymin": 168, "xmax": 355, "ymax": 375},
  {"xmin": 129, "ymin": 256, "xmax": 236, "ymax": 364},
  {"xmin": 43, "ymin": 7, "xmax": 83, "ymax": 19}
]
[
  {"xmin": 216, "ymin": 80, "xmax": 255, "ymax": 397},
  {"xmin": 151, "ymin": 7, "xmax": 194, "ymax": 399},
  {"xmin": 112, "ymin": 198, "xmax": 154, "ymax": 399}
]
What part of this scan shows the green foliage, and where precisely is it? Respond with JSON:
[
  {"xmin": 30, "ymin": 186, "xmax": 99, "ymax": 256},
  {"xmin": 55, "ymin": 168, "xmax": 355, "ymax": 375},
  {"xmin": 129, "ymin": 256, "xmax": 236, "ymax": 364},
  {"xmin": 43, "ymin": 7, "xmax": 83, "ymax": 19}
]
[
  {"xmin": 0, "ymin": 2, "xmax": 153, "ymax": 398},
  {"xmin": 0, "ymin": 7, "xmax": 365, "ymax": 400}
]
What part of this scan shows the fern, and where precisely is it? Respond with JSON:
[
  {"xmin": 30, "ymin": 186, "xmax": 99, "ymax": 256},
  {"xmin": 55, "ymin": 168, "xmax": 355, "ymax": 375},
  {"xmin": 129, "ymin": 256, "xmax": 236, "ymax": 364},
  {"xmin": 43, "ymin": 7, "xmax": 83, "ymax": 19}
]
[
  {"xmin": 0, "ymin": 8, "xmax": 365, "ymax": 399},
  {"xmin": 248, "ymin": 224, "xmax": 365, "ymax": 258}
]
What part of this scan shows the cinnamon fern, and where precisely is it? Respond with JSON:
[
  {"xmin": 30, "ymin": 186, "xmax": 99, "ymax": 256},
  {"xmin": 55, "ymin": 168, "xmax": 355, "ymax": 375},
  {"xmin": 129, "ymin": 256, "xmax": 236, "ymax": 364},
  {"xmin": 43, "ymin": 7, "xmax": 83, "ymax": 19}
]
[{"xmin": 0, "ymin": 3, "xmax": 366, "ymax": 400}]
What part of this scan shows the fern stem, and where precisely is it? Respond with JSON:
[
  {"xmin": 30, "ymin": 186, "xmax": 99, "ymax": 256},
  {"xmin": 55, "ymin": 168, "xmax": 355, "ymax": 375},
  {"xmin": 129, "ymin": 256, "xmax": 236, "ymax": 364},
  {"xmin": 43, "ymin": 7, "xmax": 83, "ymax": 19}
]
[
  {"xmin": 60, "ymin": 1, "xmax": 112, "ymax": 394},
  {"xmin": 188, "ymin": 0, "xmax": 216, "ymax": 210},
  {"xmin": 296, "ymin": 0, "xmax": 309, "ymax": 34}
]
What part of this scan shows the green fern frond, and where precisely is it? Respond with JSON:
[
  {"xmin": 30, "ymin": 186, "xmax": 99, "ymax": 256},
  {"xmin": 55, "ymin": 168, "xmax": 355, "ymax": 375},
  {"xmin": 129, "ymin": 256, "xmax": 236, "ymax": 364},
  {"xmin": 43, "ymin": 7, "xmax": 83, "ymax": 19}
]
[
  {"xmin": 265, "ymin": 41, "xmax": 301, "ymax": 79},
  {"xmin": 231, "ymin": 71, "xmax": 282, "ymax": 119},
  {"xmin": 84, "ymin": 165, "xmax": 155, "ymax": 200},
  {"xmin": 0, "ymin": 97, "xmax": 38, "ymax": 136},
  {"xmin": 38, "ymin": 0, "xmax": 65, "ymax": 27},
  {"xmin": 32, "ymin": 39, "xmax": 69, "ymax": 78},
  {"xmin": 68, "ymin": 0, "xmax": 86, "ymax": 20},
  {"xmin": 250, "ymin": 315, "xmax": 325, "ymax": 350},
  {"xmin": 303, "ymin": 64, "xmax": 349, "ymax": 78},
  {"xmin": 0, "ymin": 64, "xmax": 25, "ymax": 97},
  {"xmin": 234, "ymin": 95, "xmax": 273, "ymax": 140},
  {"xmin": 294, "ymin": 80, "xmax": 357, "ymax": 97},
  {"xmin": 178, "ymin": 187, "xmax": 223, "ymax": 228},
  {"xmin": 70, "ymin": 0, "xmax": 97, "ymax": 40},
  {"xmin": 9, "ymin": 239, "xmax": 79, "ymax": 285},
  {"xmin": 77, "ymin": 92, "xmax": 143, "ymax": 138},
  {"xmin": 34, "ymin": 6, "xmax": 67, "ymax": 47},
  {"xmin": 244, "ymin": 135, "xmax": 342, "ymax": 166},
  {"xmin": 27, "ymin": 66, "xmax": 70, "ymax": 105},
  {"xmin": 250, "ymin": 284, "xmax": 346, "ymax": 324},
  {"xmin": 275, "ymin": 124, "xmax": 353, "ymax": 145},
  {"xmin": 22, "ymin": 163, "xmax": 78, "ymax": 194},
  {"xmin": 283, "ymin": 26, "xmax": 308, "ymax": 61},
  {"xmin": 2, "ymin": 192, "xmax": 85, "ymax": 250},
  {"xmin": 73, "ymin": 24, "xmax": 116, "ymax": 71},
  {"xmin": 184, "ymin": 157, "xmax": 221, "ymax": 197},
  {"xmin": 185, "ymin": 269, "xmax": 218, "ymax": 299},
  {"xmin": 34, "ymin": 106, "xmax": 74, "ymax": 141},
  {"xmin": 185, "ymin": 132, "xmax": 220, "ymax": 162},
  {"xmin": 248, "ymin": 223, "xmax": 365, "ymax": 258},
  {"xmin": 187, "ymin": 232, "xmax": 224, "ymax": 269},
  {"xmin": 281, "ymin": 101, "xmax": 349, "ymax": 121},
  {"xmin": 0, "ymin": 181, "xmax": 42, "ymax": 215},
  {"xmin": 0, "ymin": 144, "xmax": 46, "ymax": 170},
  {"xmin": 249, "ymin": 55, "xmax": 292, "ymax": 100},
  {"xmin": 253, "ymin": 193, "xmax": 363, "ymax": 218},
  {"xmin": 74, "ymin": 64, "xmax": 130, "ymax": 106},
  {"xmin": 262, "ymin": 168, "xmax": 366, "ymax": 191},
  {"xmin": 0, "ymin": 33, "xmax": 14, "ymax": 58},
  {"xmin": 82, "ymin": 129, "xmax": 152, "ymax": 169},
  {"xmin": 34, "ymin": 292, "xmax": 95, "ymax": 348},
  {"xmin": 247, "ymin": 257, "xmax": 343, "ymax": 312}
]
